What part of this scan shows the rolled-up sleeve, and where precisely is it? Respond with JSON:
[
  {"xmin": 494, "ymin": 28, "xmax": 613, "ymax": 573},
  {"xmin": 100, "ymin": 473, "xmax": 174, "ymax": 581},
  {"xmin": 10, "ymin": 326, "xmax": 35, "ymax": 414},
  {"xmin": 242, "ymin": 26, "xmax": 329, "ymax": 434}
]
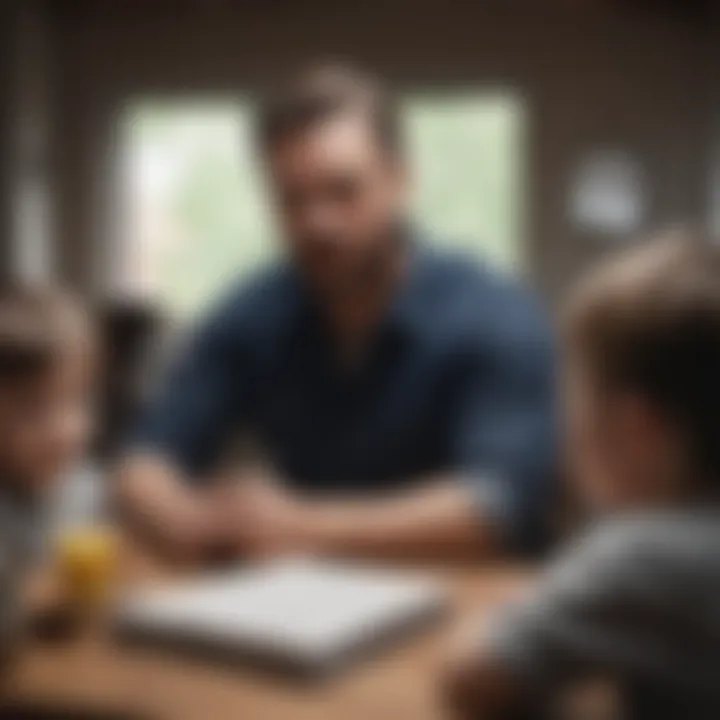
[
  {"xmin": 127, "ymin": 301, "xmax": 254, "ymax": 480},
  {"xmin": 449, "ymin": 302, "xmax": 557, "ymax": 553}
]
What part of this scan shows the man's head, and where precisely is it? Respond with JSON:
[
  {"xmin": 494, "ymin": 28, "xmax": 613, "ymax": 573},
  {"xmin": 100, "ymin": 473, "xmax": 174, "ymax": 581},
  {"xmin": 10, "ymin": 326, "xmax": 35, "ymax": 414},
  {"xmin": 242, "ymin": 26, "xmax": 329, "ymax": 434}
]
[
  {"xmin": 0, "ymin": 286, "xmax": 95, "ymax": 492},
  {"xmin": 257, "ymin": 64, "xmax": 408, "ymax": 297},
  {"xmin": 563, "ymin": 231, "xmax": 720, "ymax": 511}
]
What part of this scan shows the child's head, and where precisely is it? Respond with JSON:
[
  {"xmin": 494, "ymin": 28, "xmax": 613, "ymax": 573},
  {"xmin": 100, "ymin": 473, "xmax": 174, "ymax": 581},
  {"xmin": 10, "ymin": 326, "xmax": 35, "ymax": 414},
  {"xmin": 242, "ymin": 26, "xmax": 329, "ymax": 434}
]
[
  {"xmin": 563, "ymin": 231, "xmax": 720, "ymax": 511},
  {"xmin": 0, "ymin": 285, "xmax": 95, "ymax": 493}
]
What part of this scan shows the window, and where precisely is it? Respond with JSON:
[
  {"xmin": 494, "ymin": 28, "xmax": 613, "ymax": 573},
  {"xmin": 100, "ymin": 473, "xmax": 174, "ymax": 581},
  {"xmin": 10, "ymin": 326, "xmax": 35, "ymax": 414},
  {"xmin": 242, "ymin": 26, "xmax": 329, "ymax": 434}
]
[
  {"xmin": 118, "ymin": 93, "xmax": 525, "ymax": 319},
  {"xmin": 405, "ymin": 94, "xmax": 524, "ymax": 271}
]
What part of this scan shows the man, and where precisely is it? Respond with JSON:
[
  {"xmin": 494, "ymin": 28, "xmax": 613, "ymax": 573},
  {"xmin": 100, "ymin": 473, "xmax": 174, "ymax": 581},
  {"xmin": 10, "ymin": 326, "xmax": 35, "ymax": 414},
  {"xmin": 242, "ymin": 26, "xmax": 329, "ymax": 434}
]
[{"xmin": 117, "ymin": 65, "xmax": 556, "ymax": 561}]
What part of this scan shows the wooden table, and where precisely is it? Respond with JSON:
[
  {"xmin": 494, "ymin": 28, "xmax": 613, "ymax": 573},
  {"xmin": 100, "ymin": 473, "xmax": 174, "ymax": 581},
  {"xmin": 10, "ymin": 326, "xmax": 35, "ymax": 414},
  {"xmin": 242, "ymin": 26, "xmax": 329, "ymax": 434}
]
[{"xmin": 5, "ymin": 552, "xmax": 532, "ymax": 720}]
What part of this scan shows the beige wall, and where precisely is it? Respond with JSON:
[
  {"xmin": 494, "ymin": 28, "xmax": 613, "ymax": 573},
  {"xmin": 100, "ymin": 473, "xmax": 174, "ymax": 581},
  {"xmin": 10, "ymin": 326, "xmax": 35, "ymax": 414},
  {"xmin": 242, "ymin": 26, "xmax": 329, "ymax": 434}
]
[{"xmin": 42, "ymin": 1, "xmax": 716, "ymax": 302}]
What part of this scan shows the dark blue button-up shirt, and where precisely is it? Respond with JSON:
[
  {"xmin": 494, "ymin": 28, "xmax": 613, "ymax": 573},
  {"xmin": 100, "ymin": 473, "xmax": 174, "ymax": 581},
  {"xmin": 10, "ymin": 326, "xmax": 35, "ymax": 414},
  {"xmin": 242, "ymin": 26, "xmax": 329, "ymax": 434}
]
[{"xmin": 130, "ymin": 243, "xmax": 556, "ymax": 550}]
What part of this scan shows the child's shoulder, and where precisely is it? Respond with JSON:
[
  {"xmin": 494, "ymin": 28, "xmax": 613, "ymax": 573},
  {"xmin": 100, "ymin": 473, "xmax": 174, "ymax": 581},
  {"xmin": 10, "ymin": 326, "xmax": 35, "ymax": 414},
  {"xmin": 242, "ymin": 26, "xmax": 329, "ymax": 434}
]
[
  {"xmin": 583, "ymin": 510, "xmax": 719, "ymax": 554},
  {"xmin": 554, "ymin": 510, "xmax": 720, "ymax": 595},
  {"xmin": 0, "ymin": 488, "xmax": 45, "ymax": 560}
]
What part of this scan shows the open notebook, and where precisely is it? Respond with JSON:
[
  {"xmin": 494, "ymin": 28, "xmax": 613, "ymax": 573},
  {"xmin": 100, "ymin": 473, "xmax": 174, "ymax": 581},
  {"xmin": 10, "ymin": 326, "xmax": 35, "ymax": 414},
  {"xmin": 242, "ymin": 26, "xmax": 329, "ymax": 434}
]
[{"xmin": 117, "ymin": 558, "xmax": 447, "ymax": 675}]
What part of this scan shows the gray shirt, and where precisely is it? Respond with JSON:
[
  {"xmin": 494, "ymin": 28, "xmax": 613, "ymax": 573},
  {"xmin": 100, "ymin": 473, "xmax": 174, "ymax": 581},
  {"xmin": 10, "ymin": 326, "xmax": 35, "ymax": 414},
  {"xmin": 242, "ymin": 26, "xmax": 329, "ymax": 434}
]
[
  {"xmin": 486, "ymin": 511, "xmax": 720, "ymax": 719},
  {"xmin": 0, "ymin": 489, "xmax": 45, "ymax": 660}
]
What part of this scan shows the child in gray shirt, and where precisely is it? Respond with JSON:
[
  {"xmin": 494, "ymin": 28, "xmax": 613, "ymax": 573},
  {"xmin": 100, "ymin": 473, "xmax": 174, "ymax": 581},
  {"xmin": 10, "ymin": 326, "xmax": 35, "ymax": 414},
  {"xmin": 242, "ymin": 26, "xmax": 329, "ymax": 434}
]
[
  {"xmin": 0, "ymin": 286, "xmax": 94, "ymax": 665},
  {"xmin": 443, "ymin": 232, "xmax": 720, "ymax": 719}
]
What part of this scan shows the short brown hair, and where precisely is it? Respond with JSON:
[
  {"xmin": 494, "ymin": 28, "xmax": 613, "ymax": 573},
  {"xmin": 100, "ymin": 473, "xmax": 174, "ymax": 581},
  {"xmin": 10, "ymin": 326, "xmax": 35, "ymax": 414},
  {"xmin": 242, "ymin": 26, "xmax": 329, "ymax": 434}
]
[
  {"xmin": 564, "ymin": 230, "xmax": 720, "ymax": 481},
  {"xmin": 0, "ymin": 284, "xmax": 89, "ymax": 386},
  {"xmin": 256, "ymin": 64, "xmax": 402, "ymax": 156}
]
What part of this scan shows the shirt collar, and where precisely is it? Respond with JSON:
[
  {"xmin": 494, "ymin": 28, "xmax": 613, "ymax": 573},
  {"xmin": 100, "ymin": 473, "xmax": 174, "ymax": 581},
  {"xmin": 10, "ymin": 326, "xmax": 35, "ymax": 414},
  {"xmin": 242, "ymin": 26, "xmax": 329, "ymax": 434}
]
[
  {"xmin": 383, "ymin": 234, "xmax": 432, "ymax": 339},
  {"xmin": 288, "ymin": 226, "xmax": 433, "ymax": 342}
]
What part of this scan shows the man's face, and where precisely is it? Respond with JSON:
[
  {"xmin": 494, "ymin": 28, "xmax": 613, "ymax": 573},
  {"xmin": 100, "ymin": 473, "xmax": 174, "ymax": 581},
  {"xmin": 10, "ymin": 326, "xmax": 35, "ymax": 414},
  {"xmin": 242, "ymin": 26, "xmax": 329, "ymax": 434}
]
[{"xmin": 265, "ymin": 113, "xmax": 407, "ymax": 296}]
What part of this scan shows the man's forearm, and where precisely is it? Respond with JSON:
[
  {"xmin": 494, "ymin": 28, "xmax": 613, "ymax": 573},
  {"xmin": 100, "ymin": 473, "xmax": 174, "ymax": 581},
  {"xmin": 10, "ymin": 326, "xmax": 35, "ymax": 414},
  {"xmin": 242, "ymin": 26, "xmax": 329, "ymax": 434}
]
[
  {"xmin": 114, "ymin": 454, "xmax": 221, "ymax": 559},
  {"xmin": 299, "ymin": 480, "xmax": 497, "ymax": 560},
  {"xmin": 116, "ymin": 465, "xmax": 501, "ymax": 561}
]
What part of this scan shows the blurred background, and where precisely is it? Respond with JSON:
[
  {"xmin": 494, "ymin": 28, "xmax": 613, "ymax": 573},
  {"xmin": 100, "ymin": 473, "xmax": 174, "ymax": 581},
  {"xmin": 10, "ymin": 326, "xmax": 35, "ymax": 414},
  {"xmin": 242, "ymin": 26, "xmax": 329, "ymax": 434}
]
[{"xmin": 0, "ymin": 0, "xmax": 718, "ymax": 451}]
